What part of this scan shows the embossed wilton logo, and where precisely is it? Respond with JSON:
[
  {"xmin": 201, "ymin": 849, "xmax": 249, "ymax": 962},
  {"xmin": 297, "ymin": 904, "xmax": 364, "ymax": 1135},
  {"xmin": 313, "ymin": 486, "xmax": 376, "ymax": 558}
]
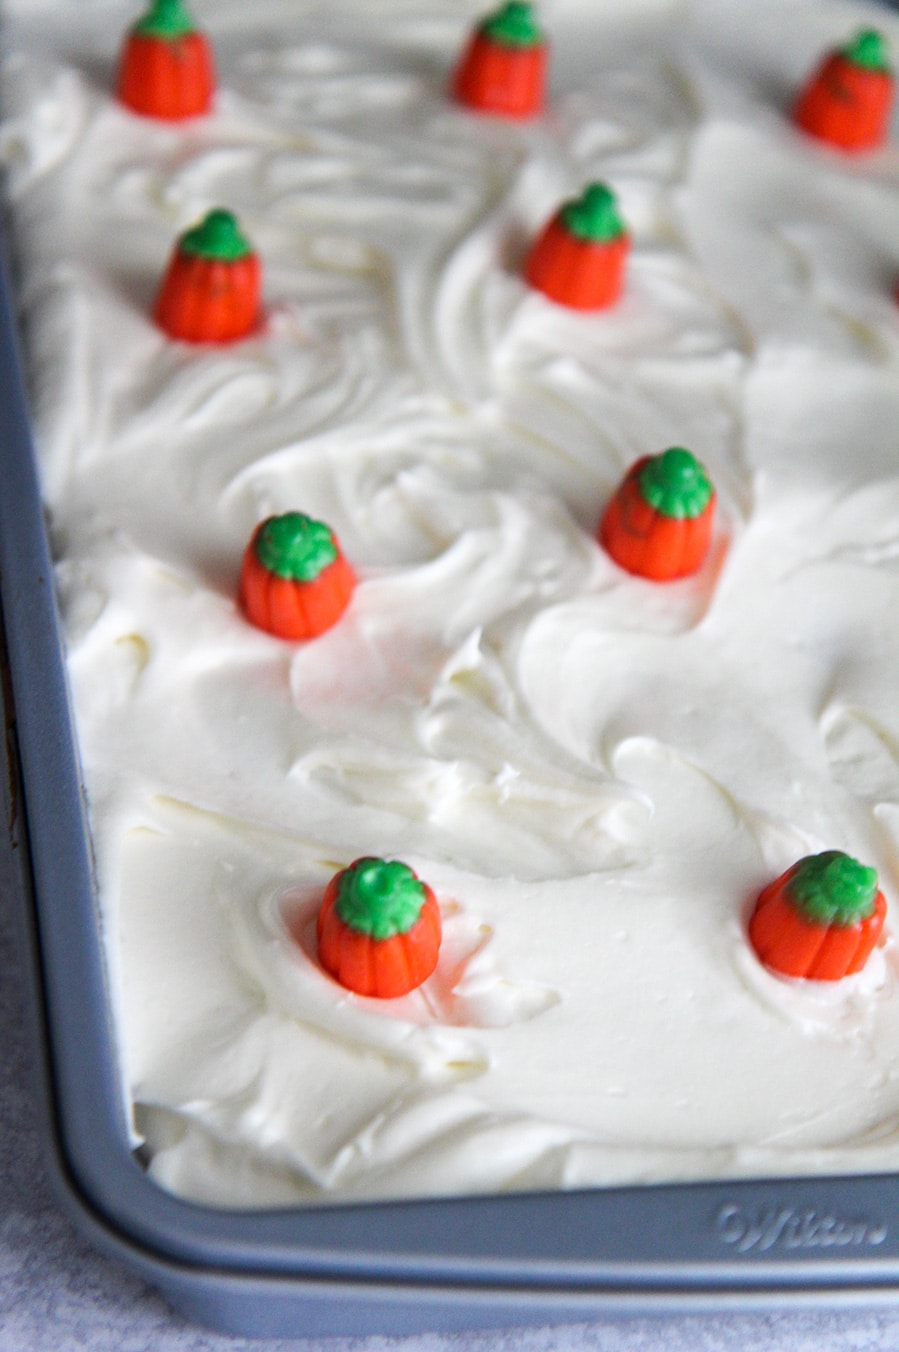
[{"xmin": 716, "ymin": 1205, "xmax": 887, "ymax": 1255}]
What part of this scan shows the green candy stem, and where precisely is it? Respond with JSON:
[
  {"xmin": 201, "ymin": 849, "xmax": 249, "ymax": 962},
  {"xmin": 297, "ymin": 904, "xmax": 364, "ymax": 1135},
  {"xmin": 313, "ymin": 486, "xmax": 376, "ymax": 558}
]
[
  {"xmin": 336, "ymin": 859, "xmax": 426, "ymax": 941},
  {"xmin": 134, "ymin": 0, "xmax": 197, "ymax": 40},
  {"xmin": 254, "ymin": 513, "xmax": 338, "ymax": 582},
  {"xmin": 638, "ymin": 448, "xmax": 713, "ymax": 520},
  {"xmin": 842, "ymin": 29, "xmax": 891, "ymax": 73},
  {"xmin": 561, "ymin": 183, "xmax": 625, "ymax": 243},
  {"xmin": 786, "ymin": 851, "xmax": 879, "ymax": 927},
  {"xmin": 179, "ymin": 210, "xmax": 253, "ymax": 262},
  {"xmin": 481, "ymin": 1, "xmax": 543, "ymax": 49}
]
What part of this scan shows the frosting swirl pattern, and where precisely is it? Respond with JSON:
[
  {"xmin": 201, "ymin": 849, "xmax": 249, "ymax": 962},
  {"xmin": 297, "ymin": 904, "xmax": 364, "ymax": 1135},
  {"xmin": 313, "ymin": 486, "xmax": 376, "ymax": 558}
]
[{"xmin": 4, "ymin": 0, "xmax": 899, "ymax": 1205}]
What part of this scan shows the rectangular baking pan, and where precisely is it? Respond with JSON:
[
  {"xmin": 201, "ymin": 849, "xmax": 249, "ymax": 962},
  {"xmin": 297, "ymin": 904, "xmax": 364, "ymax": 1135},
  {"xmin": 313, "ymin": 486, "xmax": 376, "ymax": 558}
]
[{"xmin": 3, "ymin": 60, "xmax": 899, "ymax": 1351}]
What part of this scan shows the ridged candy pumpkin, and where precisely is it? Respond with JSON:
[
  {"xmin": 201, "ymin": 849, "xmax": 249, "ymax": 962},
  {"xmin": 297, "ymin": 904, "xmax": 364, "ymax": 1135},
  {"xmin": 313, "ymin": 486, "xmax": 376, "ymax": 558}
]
[
  {"xmin": 793, "ymin": 29, "xmax": 894, "ymax": 152},
  {"xmin": 749, "ymin": 851, "xmax": 887, "ymax": 981},
  {"xmin": 525, "ymin": 182, "xmax": 630, "ymax": 311},
  {"xmin": 599, "ymin": 447, "xmax": 716, "ymax": 581},
  {"xmin": 116, "ymin": 0, "xmax": 216, "ymax": 121},
  {"xmin": 317, "ymin": 858, "xmax": 442, "ymax": 998},
  {"xmin": 239, "ymin": 512, "xmax": 355, "ymax": 641},
  {"xmin": 452, "ymin": 1, "xmax": 548, "ymax": 119},
  {"xmin": 154, "ymin": 209, "xmax": 261, "ymax": 343}
]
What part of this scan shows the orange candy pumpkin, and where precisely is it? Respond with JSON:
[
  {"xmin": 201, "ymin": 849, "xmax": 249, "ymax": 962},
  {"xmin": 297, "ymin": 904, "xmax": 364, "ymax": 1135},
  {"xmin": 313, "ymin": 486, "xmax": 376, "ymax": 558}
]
[
  {"xmin": 239, "ymin": 512, "xmax": 355, "ymax": 641},
  {"xmin": 793, "ymin": 29, "xmax": 894, "ymax": 152},
  {"xmin": 154, "ymin": 209, "xmax": 261, "ymax": 344},
  {"xmin": 525, "ymin": 182, "xmax": 630, "ymax": 311},
  {"xmin": 452, "ymin": 1, "xmax": 547, "ymax": 119},
  {"xmin": 749, "ymin": 851, "xmax": 887, "ymax": 981},
  {"xmin": 599, "ymin": 448, "xmax": 716, "ymax": 582},
  {"xmin": 116, "ymin": 0, "xmax": 215, "ymax": 121},
  {"xmin": 317, "ymin": 858, "xmax": 442, "ymax": 999}
]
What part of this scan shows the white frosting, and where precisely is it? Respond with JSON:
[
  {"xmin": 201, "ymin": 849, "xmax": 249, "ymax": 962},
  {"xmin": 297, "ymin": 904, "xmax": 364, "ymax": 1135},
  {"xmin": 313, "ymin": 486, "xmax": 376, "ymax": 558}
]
[{"xmin": 5, "ymin": 0, "xmax": 899, "ymax": 1206}]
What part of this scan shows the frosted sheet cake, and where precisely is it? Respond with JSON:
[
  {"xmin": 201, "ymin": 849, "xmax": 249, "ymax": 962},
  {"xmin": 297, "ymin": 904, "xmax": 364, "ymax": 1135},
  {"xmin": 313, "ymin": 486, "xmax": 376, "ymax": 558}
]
[{"xmin": 3, "ymin": 0, "xmax": 899, "ymax": 1208}]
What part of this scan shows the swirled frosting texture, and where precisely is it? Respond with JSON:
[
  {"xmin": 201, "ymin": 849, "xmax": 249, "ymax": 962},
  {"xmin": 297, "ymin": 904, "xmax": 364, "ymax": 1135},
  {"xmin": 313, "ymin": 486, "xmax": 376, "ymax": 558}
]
[{"xmin": 4, "ymin": 0, "xmax": 899, "ymax": 1205}]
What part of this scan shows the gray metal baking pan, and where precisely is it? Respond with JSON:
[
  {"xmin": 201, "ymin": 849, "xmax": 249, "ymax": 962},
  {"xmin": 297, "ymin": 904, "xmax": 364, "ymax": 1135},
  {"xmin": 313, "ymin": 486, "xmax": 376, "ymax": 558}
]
[{"xmin": 2, "ymin": 71, "xmax": 899, "ymax": 1347}]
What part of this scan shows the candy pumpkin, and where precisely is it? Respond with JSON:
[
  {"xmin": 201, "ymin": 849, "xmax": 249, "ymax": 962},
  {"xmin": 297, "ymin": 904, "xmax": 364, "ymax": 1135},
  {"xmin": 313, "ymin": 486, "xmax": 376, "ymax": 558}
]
[
  {"xmin": 239, "ymin": 512, "xmax": 355, "ymax": 640},
  {"xmin": 749, "ymin": 851, "xmax": 887, "ymax": 981},
  {"xmin": 524, "ymin": 182, "xmax": 630, "ymax": 311},
  {"xmin": 317, "ymin": 858, "xmax": 442, "ymax": 998},
  {"xmin": 452, "ymin": 1, "xmax": 548, "ymax": 119},
  {"xmin": 116, "ymin": 0, "xmax": 216, "ymax": 122},
  {"xmin": 154, "ymin": 209, "xmax": 261, "ymax": 344},
  {"xmin": 599, "ymin": 448, "xmax": 716, "ymax": 581},
  {"xmin": 793, "ymin": 29, "xmax": 894, "ymax": 152}
]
